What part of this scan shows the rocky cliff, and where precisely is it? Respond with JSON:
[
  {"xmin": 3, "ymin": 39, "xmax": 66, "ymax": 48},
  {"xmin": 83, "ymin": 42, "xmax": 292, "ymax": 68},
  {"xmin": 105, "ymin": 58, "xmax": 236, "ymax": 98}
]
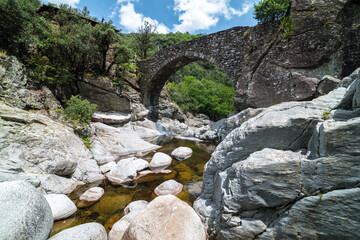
[
  {"xmin": 193, "ymin": 68, "xmax": 360, "ymax": 239},
  {"xmin": 235, "ymin": 0, "xmax": 360, "ymax": 110}
]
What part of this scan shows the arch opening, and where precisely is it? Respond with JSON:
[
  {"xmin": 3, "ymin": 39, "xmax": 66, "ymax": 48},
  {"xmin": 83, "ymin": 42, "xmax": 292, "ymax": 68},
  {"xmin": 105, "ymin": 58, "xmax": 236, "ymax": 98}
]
[{"xmin": 142, "ymin": 55, "xmax": 235, "ymax": 121}]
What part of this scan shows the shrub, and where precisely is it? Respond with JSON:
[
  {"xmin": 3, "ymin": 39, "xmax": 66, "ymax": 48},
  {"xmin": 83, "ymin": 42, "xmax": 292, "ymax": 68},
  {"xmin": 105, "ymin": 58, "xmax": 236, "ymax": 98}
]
[
  {"xmin": 64, "ymin": 95, "xmax": 97, "ymax": 124},
  {"xmin": 254, "ymin": 0, "xmax": 292, "ymax": 23},
  {"xmin": 280, "ymin": 16, "xmax": 294, "ymax": 39},
  {"xmin": 0, "ymin": 49, "xmax": 7, "ymax": 58}
]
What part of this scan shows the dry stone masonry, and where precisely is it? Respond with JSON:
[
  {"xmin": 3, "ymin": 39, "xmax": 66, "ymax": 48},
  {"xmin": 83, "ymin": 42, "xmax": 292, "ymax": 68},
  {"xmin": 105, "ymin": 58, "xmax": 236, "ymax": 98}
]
[{"xmin": 138, "ymin": 0, "xmax": 360, "ymax": 116}]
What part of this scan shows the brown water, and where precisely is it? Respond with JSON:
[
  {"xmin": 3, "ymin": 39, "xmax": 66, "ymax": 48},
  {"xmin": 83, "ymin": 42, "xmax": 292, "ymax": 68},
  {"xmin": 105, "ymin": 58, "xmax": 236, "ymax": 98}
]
[{"xmin": 50, "ymin": 136, "xmax": 217, "ymax": 236}]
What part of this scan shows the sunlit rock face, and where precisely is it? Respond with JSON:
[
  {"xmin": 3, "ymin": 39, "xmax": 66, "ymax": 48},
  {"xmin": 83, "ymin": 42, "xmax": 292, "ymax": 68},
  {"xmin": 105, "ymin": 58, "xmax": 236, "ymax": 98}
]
[{"xmin": 194, "ymin": 69, "xmax": 360, "ymax": 239}]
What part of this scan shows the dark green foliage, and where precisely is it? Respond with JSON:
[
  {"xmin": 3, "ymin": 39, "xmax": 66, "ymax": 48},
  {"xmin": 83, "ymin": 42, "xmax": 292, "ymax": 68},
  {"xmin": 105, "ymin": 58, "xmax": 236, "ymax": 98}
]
[
  {"xmin": 254, "ymin": 0, "xmax": 292, "ymax": 23},
  {"xmin": 64, "ymin": 95, "xmax": 97, "ymax": 124},
  {"xmin": 169, "ymin": 61, "xmax": 232, "ymax": 87},
  {"xmin": 0, "ymin": 0, "xmax": 41, "ymax": 55},
  {"xmin": 167, "ymin": 76, "xmax": 235, "ymax": 121}
]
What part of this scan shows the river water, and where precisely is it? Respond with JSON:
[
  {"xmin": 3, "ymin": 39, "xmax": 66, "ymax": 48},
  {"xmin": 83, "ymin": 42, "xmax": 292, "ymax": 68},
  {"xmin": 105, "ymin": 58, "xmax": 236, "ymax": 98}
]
[{"xmin": 51, "ymin": 136, "xmax": 217, "ymax": 236}]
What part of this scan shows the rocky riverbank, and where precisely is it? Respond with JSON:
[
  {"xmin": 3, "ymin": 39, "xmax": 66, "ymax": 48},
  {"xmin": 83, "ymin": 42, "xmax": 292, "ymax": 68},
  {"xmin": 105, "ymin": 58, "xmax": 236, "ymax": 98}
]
[{"xmin": 194, "ymin": 68, "xmax": 360, "ymax": 239}]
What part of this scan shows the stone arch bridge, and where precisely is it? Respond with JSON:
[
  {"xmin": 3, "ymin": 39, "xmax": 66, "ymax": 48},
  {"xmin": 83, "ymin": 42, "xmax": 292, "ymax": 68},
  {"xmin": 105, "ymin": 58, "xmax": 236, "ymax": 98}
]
[
  {"xmin": 136, "ymin": 26, "xmax": 249, "ymax": 114},
  {"xmin": 136, "ymin": 0, "xmax": 360, "ymax": 118}
]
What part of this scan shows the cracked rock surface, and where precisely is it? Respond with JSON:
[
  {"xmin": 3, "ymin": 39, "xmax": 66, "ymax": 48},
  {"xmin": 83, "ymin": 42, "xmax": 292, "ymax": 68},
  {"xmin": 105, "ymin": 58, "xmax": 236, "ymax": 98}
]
[{"xmin": 194, "ymin": 71, "xmax": 360, "ymax": 239}]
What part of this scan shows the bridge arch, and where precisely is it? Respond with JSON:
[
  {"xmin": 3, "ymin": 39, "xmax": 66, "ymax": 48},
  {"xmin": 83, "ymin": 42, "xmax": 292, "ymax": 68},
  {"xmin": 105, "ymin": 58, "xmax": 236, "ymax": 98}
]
[{"xmin": 136, "ymin": 26, "xmax": 249, "ymax": 117}]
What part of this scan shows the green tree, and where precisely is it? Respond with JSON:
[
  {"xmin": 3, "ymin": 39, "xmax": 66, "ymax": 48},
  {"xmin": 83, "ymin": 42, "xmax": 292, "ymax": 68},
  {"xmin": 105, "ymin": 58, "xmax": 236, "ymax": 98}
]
[
  {"xmin": 167, "ymin": 76, "xmax": 235, "ymax": 121},
  {"xmin": 133, "ymin": 21, "xmax": 155, "ymax": 59},
  {"xmin": 254, "ymin": 0, "xmax": 292, "ymax": 23},
  {"xmin": 0, "ymin": 0, "xmax": 41, "ymax": 55}
]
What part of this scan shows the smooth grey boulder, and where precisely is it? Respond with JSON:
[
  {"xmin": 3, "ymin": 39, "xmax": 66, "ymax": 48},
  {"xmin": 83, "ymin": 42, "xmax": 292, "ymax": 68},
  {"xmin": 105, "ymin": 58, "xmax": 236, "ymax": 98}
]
[
  {"xmin": 49, "ymin": 222, "xmax": 107, "ymax": 240},
  {"xmin": 121, "ymin": 195, "xmax": 207, "ymax": 240},
  {"xmin": 0, "ymin": 181, "xmax": 53, "ymax": 240},
  {"xmin": 154, "ymin": 179, "xmax": 183, "ymax": 196},
  {"xmin": 149, "ymin": 152, "xmax": 172, "ymax": 171},
  {"xmin": 89, "ymin": 123, "xmax": 161, "ymax": 161},
  {"xmin": 45, "ymin": 194, "xmax": 77, "ymax": 221},
  {"xmin": 123, "ymin": 120, "xmax": 162, "ymax": 142},
  {"xmin": 124, "ymin": 200, "xmax": 148, "ymax": 215},
  {"xmin": 171, "ymin": 147, "xmax": 193, "ymax": 160},
  {"xmin": 316, "ymin": 75, "xmax": 341, "ymax": 96},
  {"xmin": 156, "ymin": 118, "xmax": 194, "ymax": 137},
  {"xmin": 39, "ymin": 175, "xmax": 81, "ymax": 195},
  {"xmin": 201, "ymin": 88, "xmax": 346, "ymax": 198},
  {"xmin": 99, "ymin": 161, "xmax": 116, "ymax": 173},
  {"xmin": 106, "ymin": 158, "xmax": 148, "ymax": 185},
  {"xmin": 79, "ymin": 187, "xmax": 104, "ymax": 202}
]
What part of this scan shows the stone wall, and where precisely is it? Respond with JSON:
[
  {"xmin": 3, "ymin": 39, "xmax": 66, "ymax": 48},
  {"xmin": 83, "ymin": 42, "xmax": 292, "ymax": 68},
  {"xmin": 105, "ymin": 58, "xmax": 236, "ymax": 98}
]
[{"xmin": 138, "ymin": 0, "xmax": 360, "ymax": 113}]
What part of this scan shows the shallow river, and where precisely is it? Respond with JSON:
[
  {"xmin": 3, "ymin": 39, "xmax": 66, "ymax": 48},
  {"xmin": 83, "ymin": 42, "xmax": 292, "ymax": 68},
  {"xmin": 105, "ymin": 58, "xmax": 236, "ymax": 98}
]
[{"xmin": 51, "ymin": 136, "xmax": 217, "ymax": 236}]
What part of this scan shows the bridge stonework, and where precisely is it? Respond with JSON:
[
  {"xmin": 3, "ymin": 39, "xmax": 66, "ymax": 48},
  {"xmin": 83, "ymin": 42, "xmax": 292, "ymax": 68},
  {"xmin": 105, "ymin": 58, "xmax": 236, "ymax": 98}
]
[
  {"xmin": 137, "ymin": 26, "xmax": 248, "ymax": 110},
  {"xmin": 137, "ymin": 0, "xmax": 360, "ymax": 117}
]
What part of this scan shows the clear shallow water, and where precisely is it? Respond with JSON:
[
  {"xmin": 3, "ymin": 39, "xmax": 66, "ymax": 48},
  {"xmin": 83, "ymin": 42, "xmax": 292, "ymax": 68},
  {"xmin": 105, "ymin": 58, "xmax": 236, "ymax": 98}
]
[{"xmin": 51, "ymin": 136, "xmax": 217, "ymax": 236}]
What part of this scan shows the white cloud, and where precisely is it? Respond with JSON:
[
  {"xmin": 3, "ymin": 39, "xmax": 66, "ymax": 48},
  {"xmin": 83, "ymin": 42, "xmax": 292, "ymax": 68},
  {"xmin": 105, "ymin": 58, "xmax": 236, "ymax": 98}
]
[
  {"xmin": 46, "ymin": 0, "xmax": 80, "ymax": 7},
  {"xmin": 117, "ymin": 0, "xmax": 138, "ymax": 3},
  {"xmin": 172, "ymin": 0, "xmax": 253, "ymax": 33},
  {"xmin": 118, "ymin": 2, "xmax": 170, "ymax": 33}
]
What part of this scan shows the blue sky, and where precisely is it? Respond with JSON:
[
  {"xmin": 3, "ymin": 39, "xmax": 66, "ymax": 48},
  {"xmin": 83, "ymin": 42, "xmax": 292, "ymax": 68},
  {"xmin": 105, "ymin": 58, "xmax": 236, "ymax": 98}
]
[{"xmin": 43, "ymin": 0, "xmax": 261, "ymax": 34}]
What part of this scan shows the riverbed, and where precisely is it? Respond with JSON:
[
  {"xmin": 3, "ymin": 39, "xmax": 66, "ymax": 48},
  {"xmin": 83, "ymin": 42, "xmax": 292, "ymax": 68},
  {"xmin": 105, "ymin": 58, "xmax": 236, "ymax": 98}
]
[{"xmin": 51, "ymin": 136, "xmax": 217, "ymax": 236}]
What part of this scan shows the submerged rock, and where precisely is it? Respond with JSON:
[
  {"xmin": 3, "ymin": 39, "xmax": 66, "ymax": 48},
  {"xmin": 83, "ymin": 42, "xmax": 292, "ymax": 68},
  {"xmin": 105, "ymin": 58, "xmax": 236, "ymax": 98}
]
[
  {"xmin": 171, "ymin": 147, "xmax": 193, "ymax": 160},
  {"xmin": 154, "ymin": 179, "xmax": 183, "ymax": 196},
  {"xmin": 45, "ymin": 194, "xmax": 77, "ymax": 221},
  {"xmin": 0, "ymin": 181, "xmax": 53, "ymax": 240},
  {"xmin": 49, "ymin": 222, "xmax": 107, "ymax": 240}
]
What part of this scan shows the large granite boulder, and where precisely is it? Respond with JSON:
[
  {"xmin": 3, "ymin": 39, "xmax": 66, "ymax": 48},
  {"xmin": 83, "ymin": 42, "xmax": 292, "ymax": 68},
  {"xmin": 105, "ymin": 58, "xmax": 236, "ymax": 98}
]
[
  {"xmin": 89, "ymin": 123, "xmax": 161, "ymax": 164},
  {"xmin": 49, "ymin": 222, "xmax": 107, "ymax": 240},
  {"xmin": 194, "ymin": 85, "xmax": 360, "ymax": 238},
  {"xmin": 0, "ymin": 181, "xmax": 53, "ymax": 240},
  {"xmin": 110, "ymin": 195, "xmax": 207, "ymax": 240},
  {"xmin": 0, "ymin": 103, "xmax": 104, "ymax": 193}
]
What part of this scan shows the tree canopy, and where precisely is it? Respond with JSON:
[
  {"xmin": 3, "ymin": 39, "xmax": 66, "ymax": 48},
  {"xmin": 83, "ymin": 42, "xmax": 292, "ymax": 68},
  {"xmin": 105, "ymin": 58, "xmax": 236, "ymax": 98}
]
[{"xmin": 254, "ymin": 0, "xmax": 292, "ymax": 23}]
